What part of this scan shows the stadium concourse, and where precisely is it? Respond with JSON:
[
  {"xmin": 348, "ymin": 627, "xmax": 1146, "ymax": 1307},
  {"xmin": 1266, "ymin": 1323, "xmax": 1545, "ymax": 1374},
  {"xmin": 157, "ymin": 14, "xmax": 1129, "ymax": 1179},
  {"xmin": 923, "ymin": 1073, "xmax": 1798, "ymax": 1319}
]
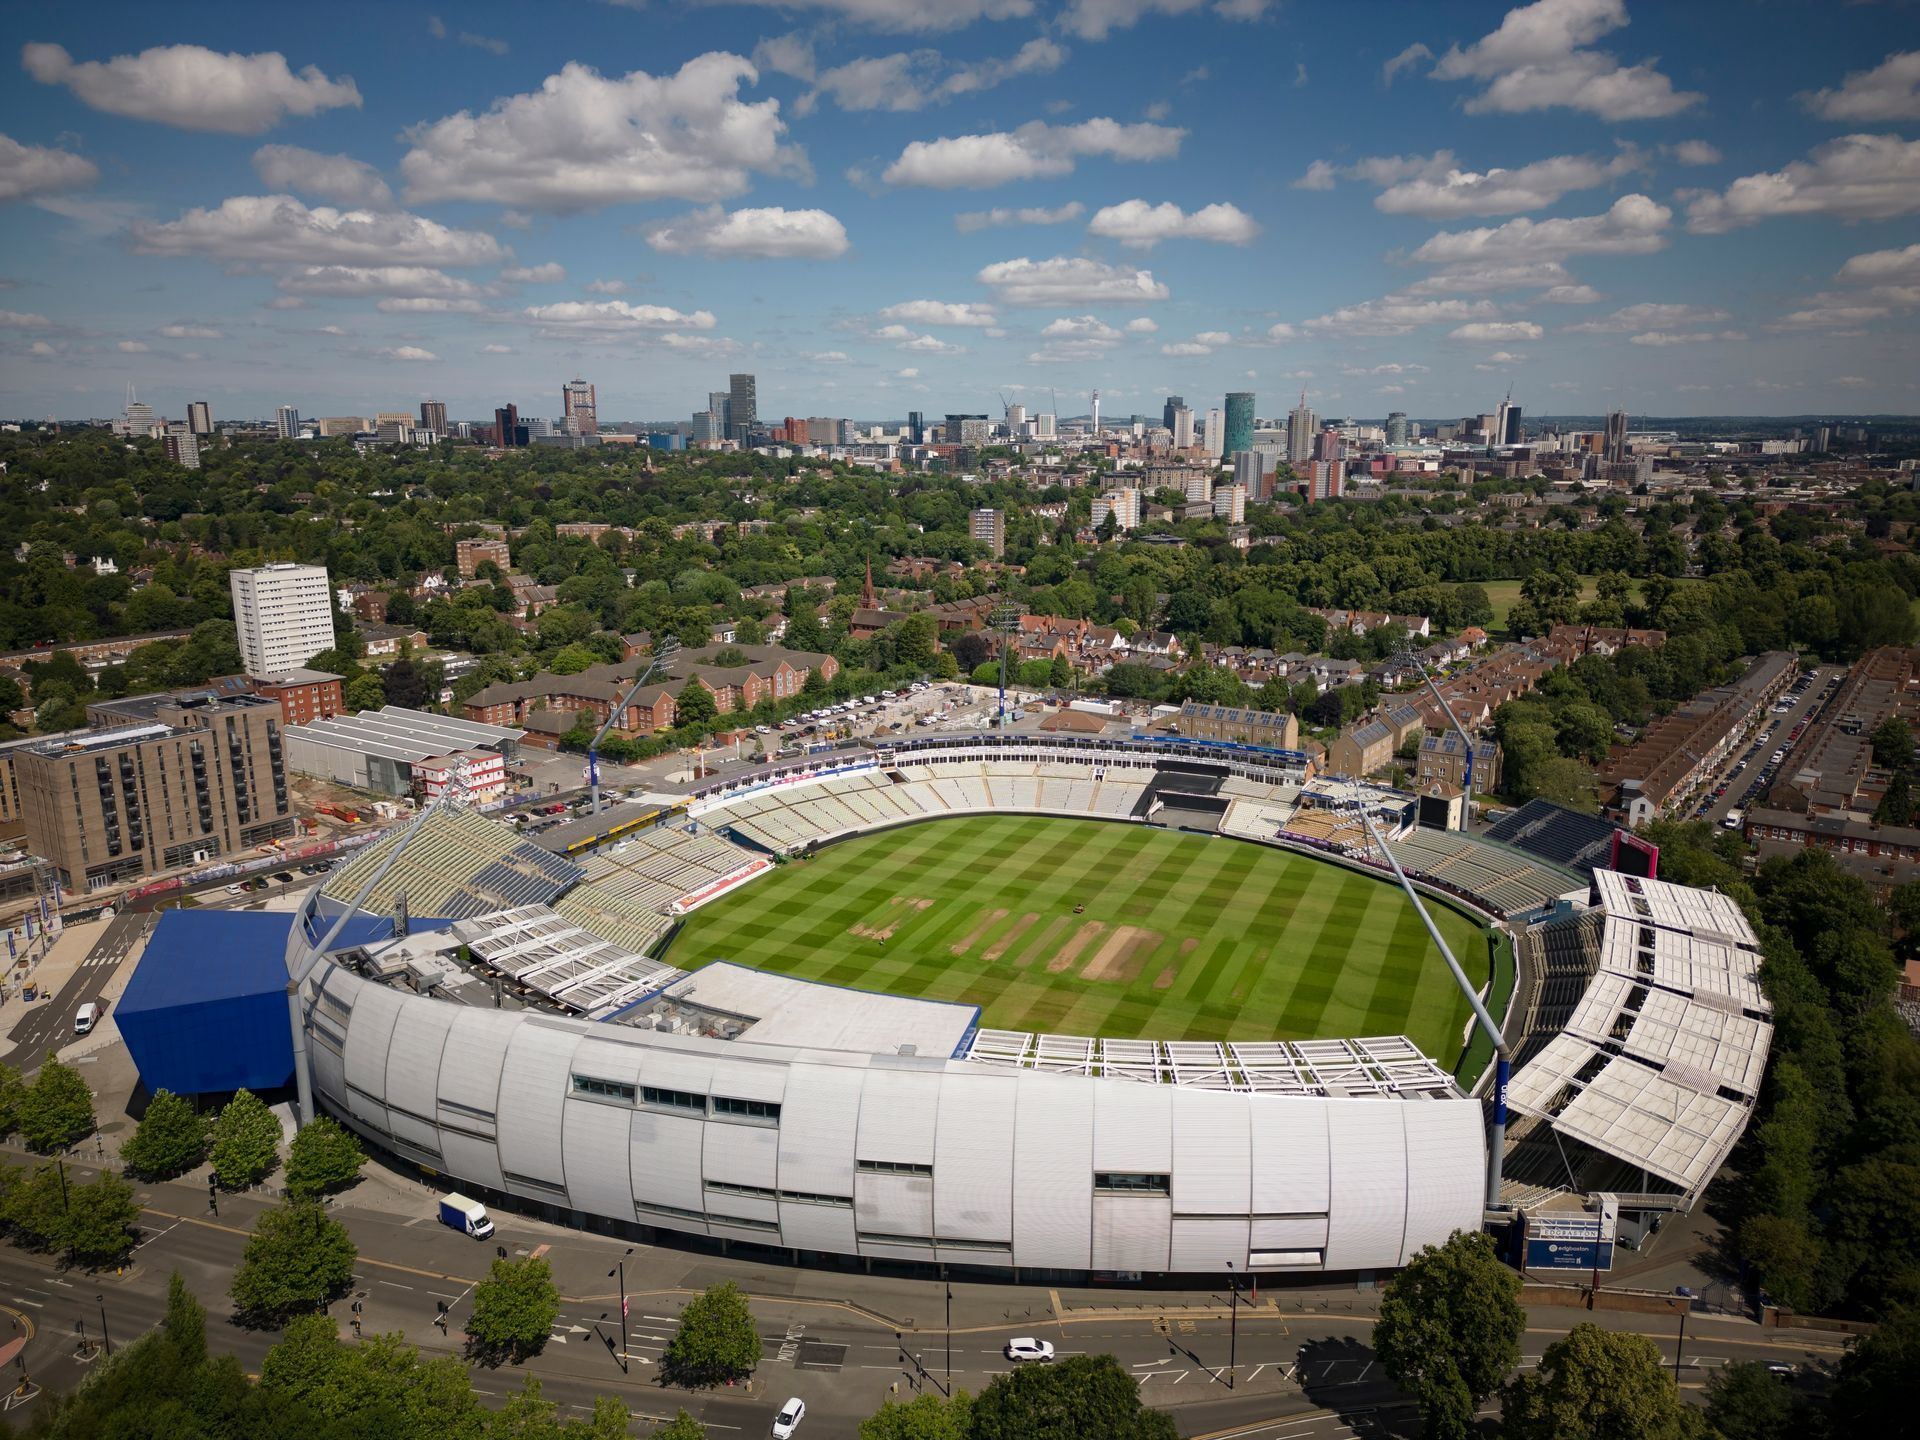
[{"xmin": 116, "ymin": 734, "xmax": 1766, "ymax": 1281}]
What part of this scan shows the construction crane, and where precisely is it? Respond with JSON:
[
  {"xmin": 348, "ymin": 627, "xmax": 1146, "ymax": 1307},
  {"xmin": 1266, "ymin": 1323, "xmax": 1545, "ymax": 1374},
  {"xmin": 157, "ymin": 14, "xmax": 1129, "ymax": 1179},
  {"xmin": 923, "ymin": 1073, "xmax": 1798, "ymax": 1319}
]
[{"xmin": 587, "ymin": 638, "xmax": 680, "ymax": 815}]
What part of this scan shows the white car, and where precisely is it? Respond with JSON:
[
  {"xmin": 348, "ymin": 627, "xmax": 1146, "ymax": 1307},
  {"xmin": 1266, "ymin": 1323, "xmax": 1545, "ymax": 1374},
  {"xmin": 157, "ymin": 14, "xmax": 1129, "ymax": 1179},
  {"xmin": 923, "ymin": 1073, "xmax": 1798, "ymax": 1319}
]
[
  {"xmin": 1005, "ymin": 1338, "xmax": 1055, "ymax": 1363},
  {"xmin": 772, "ymin": 1397, "xmax": 806, "ymax": 1438}
]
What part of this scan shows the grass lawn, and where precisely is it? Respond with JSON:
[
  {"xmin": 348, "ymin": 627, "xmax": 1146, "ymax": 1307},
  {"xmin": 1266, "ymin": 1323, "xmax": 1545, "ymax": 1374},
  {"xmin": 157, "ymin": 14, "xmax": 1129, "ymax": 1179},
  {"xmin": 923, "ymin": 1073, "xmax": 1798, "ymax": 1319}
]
[
  {"xmin": 665, "ymin": 815, "xmax": 1489, "ymax": 1065},
  {"xmin": 1476, "ymin": 574, "xmax": 1704, "ymax": 631}
]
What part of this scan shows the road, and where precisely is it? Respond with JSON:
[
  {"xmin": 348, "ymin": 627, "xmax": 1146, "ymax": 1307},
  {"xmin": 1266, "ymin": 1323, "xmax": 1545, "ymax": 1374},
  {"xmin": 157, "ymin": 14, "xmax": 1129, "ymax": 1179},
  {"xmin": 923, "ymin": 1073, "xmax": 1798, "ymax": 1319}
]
[
  {"xmin": 1683, "ymin": 666, "xmax": 1843, "ymax": 829},
  {"xmin": 0, "ymin": 1162, "xmax": 1851, "ymax": 1437},
  {"xmin": 2, "ymin": 911, "xmax": 147, "ymax": 1073}
]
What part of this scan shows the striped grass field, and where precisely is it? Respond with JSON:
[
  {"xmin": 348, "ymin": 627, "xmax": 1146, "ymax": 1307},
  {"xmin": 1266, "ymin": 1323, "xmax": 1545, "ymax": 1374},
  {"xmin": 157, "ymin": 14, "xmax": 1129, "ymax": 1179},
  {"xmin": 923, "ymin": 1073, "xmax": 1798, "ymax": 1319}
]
[{"xmin": 665, "ymin": 815, "xmax": 1490, "ymax": 1064}]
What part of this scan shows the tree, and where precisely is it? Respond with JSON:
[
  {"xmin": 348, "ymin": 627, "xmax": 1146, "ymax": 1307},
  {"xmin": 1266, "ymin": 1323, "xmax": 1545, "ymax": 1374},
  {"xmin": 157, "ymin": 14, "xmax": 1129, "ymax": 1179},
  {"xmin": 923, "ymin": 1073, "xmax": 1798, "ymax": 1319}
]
[
  {"xmin": 1499, "ymin": 1323, "xmax": 1705, "ymax": 1440},
  {"xmin": 284, "ymin": 1115, "xmax": 367, "ymax": 1200},
  {"xmin": 675, "ymin": 679, "xmax": 718, "ymax": 728},
  {"xmin": 230, "ymin": 1201, "xmax": 358, "ymax": 1324},
  {"xmin": 17, "ymin": 1058, "xmax": 96, "ymax": 1152},
  {"xmin": 655, "ymin": 1409, "xmax": 709, "ymax": 1440},
  {"xmin": 860, "ymin": 1391, "xmax": 973, "ymax": 1440},
  {"xmin": 1872, "ymin": 716, "xmax": 1914, "ymax": 772},
  {"xmin": 1829, "ymin": 1301, "xmax": 1920, "ymax": 1436},
  {"xmin": 0, "ymin": 1061, "xmax": 23, "ymax": 1138},
  {"xmin": 1703, "ymin": 1361, "xmax": 1798, "ymax": 1440},
  {"xmin": 165, "ymin": 1269, "xmax": 208, "ymax": 1368},
  {"xmin": 61, "ymin": 1170, "xmax": 142, "ymax": 1264},
  {"xmin": 344, "ymin": 671, "xmax": 386, "ymax": 712},
  {"xmin": 1374, "ymin": 1230, "xmax": 1525, "ymax": 1440},
  {"xmin": 661, "ymin": 1280, "xmax": 760, "ymax": 1387},
  {"xmin": 209, "ymin": 1088, "xmax": 282, "ymax": 1188},
  {"xmin": 466, "ymin": 1255, "xmax": 561, "ymax": 1363},
  {"xmin": 121, "ymin": 1089, "xmax": 209, "ymax": 1179},
  {"xmin": 969, "ymin": 1354, "xmax": 1175, "ymax": 1440}
]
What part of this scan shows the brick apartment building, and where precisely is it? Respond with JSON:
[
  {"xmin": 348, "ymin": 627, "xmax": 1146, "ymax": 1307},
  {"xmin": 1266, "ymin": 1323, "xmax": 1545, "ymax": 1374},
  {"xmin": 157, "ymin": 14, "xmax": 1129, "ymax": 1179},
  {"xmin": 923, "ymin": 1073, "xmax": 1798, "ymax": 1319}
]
[
  {"xmin": 15, "ymin": 693, "xmax": 295, "ymax": 890},
  {"xmin": 1173, "ymin": 702, "xmax": 1301, "ymax": 751},
  {"xmin": 455, "ymin": 537, "xmax": 512, "ymax": 578}
]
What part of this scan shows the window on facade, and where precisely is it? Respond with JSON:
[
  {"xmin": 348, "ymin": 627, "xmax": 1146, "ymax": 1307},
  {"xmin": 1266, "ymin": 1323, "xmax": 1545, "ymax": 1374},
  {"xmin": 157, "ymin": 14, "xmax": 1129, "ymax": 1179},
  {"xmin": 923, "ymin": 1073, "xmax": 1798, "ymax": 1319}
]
[
  {"xmin": 1094, "ymin": 1172, "xmax": 1171, "ymax": 1195},
  {"xmin": 712, "ymin": 1096, "xmax": 781, "ymax": 1122},
  {"xmin": 572, "ymin": 1075, "xmax": 637, "ymax": 1103},
  {"xmin": 857, "ymin": 1158, "xmax": 932, "ymax": 1176},
  {"xmin": 641, "ymin": 1085, "xmax": 707, "ymax": 1113}
]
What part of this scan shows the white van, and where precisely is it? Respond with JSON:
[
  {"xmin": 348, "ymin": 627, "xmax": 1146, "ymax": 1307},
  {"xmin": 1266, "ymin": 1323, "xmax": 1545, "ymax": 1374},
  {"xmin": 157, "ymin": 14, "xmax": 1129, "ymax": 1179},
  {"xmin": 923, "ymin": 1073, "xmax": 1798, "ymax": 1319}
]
[{"xmin": 74, "ymin": 1002, "xmax": 99, "ymax": 1036}]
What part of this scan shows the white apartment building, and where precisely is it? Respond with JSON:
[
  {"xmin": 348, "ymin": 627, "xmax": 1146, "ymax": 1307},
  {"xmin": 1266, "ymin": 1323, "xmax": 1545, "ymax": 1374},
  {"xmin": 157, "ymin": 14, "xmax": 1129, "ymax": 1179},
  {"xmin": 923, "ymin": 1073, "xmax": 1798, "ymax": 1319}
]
[
  {"xmin": 1204, "ymin": 407, "xmax": 1225, "ymax": 458},
  {"xmin": 1091, "ymin": 489, "xmax": 1140, "ymax": 532},
  {"xmin": 230, "ymin": 563, "xmax": 336, "ymax": 678},
  {"xmin": 1212, "ymin": 483, "xmax": 1247, "ymax": 523}
]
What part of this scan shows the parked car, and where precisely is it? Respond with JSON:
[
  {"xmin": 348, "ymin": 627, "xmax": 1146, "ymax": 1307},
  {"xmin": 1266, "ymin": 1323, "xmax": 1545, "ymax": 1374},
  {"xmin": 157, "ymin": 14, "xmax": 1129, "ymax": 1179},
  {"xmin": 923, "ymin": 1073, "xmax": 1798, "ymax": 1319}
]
[
  {"xmin": 772, "ymin": 1397, "xmax": 806, "ymax": 1438},
  {"xmin": 1005, "ymin": 1338, "xmax": 1056, "ymax": 1362}
]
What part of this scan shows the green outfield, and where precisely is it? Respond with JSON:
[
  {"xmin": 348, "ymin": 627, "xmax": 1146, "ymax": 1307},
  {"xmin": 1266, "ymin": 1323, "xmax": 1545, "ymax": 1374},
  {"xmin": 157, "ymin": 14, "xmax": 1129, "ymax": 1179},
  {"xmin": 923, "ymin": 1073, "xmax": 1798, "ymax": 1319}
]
[{"xmin": 665, "ymin": 815, "xmax": 1489, "ymax": 1063}]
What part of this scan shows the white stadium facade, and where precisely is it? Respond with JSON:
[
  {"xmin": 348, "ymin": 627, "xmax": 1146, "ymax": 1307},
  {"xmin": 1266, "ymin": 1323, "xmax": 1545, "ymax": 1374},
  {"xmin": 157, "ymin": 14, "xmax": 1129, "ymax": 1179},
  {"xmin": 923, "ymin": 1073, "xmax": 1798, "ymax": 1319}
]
[{"xmin": 276, "ymin": 733, "xmax": 1768, "ymax": 1280}]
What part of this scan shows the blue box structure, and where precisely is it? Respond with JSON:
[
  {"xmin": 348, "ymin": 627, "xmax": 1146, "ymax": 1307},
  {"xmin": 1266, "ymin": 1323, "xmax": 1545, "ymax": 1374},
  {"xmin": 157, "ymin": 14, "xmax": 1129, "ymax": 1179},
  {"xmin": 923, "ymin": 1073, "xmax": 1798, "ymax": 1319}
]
[{"xmin": 117, "ymin": 910, "xmax": 447, "ymax": 1096}]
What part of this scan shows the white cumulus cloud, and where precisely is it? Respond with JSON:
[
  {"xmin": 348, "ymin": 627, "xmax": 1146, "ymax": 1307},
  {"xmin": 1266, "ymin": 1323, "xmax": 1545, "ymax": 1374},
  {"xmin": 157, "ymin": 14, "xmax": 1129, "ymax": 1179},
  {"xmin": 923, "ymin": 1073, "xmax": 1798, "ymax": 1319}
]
[
  {"xmin": 1303, "ymin": 293, "xmax": 1501, "ymax": 336},
  {"xmin": 1449, "ymin": 321, "xmax": 1543, "ymax": 342},
  {"xmin": 277, "ymin": 265, "xmax": 485, "ymax": 298},
  {"xmin": 1086, "ymin": 198, "xmax": 1259, "ymax": 247},
  {"xmin": 251, "ymin": 145, "xmax": 392, "ymax": 208},
  {"xmin": 132, "ymin": 195, "xmax": 505, "ymax": 266},
  {"xmin": 878, "ymin": 300, "xmax": 997, "ymax": 326},
  {"xmin": 1565, "ymin": 302, "xmax": 1731, "ymax": 332},
  {"xmin": 524, "ymin": 300, "xmax": 717, "ymax": 331},
  {"xmin": 1298, "ymin": 147, "xmax": 1644, "ymax": 218},
  {"xmin": 882, "ymin": 117, "xmax": 1183, "ymax": 187},
  {"xmin": 399, "ymin": 56, "xmax": 805, "ymax": 212},
  {"xmin": 0, "ymin": 132, "xmax": 99, "ymax": 203},
  {"xmin": 1627, "ymin": 329, "xmax": 1745, "ymax": 345},
  {"xmin": 157, "ymin": 323, "xmax": 222, "ymax": 338},
  {"xmin": 1059, "ymin": 0, "xmax": 1271, "ymax": 43},
  {"xmin": 22, "ymin": 42, "xmax": 361, "ymax": 134},
  {"xmin": 0, "ymin": 310, "xmax": 52, "ymax": 327},
  {"xmin": 116, "ymin": 339, "xmax": 149, "ymax": 352},
  {"xmin": 500, "ymin": 262, "xmax": 565, "ymax": 283},
  {"xmin": 1685, "ymin": 133, "xmax": 1920, "ymax": 232},
  {"xmin": 641, "ymin": 204, "xmax": 849, "ymax": 259},
  {"xmin": 1124, "ymin": 316, "xmax": 1158, "ymax": 332},
  {"xmin": 379, "ymin": 345, "xmax": 436, "ymax": 361},
  {"xmin": 976, "ymin": 255, "xmax": 1169, "ymax": 305},
  {"xmin": 1411, "ymin": 193, "xmax": 1671, "ymax": 263},
  {"xmin": 704, "ymin": 1, "xmax": 1037, "ymax": 35},
  {"xmin": 1669, "ymin": 139, "xmax": 1721, "ymax": 166},
  {"xmin": 1427, "ymin": 0, "xmax": 1701, "ymax": 121},
  {"xmin": 1800, "ymin": 50, "xmax": 1920, "ymax": 122}
]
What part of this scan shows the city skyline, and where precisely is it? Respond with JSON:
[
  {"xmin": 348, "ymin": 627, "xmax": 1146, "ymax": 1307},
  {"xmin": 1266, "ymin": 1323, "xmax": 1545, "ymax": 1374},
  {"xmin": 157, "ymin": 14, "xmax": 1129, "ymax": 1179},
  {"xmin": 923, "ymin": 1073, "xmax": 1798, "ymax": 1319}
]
[{"xmin": 2, "ymin": 1, "xmax": 1917, "ymax": 421}]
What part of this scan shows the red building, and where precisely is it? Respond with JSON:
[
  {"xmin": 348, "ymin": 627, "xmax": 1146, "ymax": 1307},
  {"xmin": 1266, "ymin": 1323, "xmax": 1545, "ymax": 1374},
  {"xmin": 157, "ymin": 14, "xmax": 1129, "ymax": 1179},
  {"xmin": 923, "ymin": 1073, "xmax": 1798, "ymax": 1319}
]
[{"xmin": 250, "ymin": 667, "xmax": 345, "ymax": 726}]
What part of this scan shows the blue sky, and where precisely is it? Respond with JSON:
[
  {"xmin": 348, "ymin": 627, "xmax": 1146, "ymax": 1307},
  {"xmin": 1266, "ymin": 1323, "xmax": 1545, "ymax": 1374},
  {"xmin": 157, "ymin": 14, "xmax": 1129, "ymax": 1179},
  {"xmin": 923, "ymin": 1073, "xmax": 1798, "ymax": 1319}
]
[{"xmin": 1, "ymin": 0, "xmax": 1917, "ymax": 425}]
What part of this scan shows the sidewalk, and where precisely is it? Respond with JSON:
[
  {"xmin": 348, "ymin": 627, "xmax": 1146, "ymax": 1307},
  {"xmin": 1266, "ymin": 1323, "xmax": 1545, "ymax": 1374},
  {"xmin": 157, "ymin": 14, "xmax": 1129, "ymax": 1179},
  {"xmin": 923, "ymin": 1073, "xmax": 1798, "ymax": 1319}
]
[{"xmin": 3, "ymin": 917, "xmax": 110, "ymax": 1035}]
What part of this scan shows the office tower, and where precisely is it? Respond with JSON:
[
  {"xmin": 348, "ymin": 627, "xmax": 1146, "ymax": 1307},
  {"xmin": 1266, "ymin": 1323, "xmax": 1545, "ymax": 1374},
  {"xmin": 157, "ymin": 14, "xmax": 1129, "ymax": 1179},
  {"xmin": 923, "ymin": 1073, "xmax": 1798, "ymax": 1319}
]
[
  {"xmin": 1303, "ymin": 461, "xmax": 1343, "ymax": 503},
  {"xmin": 1224, "ymin": 392, "xmax": 1256, "ymax": 457},
  {"xmin": 1204, "ymin": 407, "xmax": 1226, "ymax": 458},
  {"xmin": 1386, "ymin": 411, "xmax": 1409, "ymax": 447},
  {"xmin": 1504, "ymin": 405, "xmax": 1522, "ymax": 445},
  {"xmin": 1812, "ymin": 425, "xmax": 1831, "ymax": 454},
  {"xmin": 163, "ymin": 424, "xmax": 200, "ymax": 470},
  {"xmin": 1605, "ymin": 409, "xmax": 1629, "ymax": 463},
  {"xmin": 523, "ymin": 415, "xmax": 553, "ymax": 439},
  {"xmin": 276, "ymin": 405, "xmax": 300, "ymax": 439},
  {"xmin": 418, "ymin": 400, "xmax": 447, "ymax": 436},
  {"xmin": 375, "ymin": 418, "xmax": 414, "ymax": 445},
  {"xmin": 561, "ymin": 378, "xmax": 598, "ymax": 435},
  {"xmin": 692, "ymin": 409, "xmax": 722, "ymax": 443},
  {"xmin": 707, "ymin": 390, "xmax": 731, "ymax": 438},
  {"xmin": 186, "ymin": 401, "xmax": 212, "ymax": 436},
  {"xmin": 16, "ymin": 693, "xmax": 293, "ymax": 889},
  {"xmin": 1172, "ymin": 406, "xmax": 1195, "ymax": 449},
  {"xmin": 1232, "ymin": 449, "xmax": 1268, "ymax": 500},
  {"xmin": 114, "ymin": 396, "xmax": 157, "ymax": 439},
  {"xmin": 971, "ymin": 508, "xmax": 1006, "ymax": 558},
  {"xmin": 1034, "ymin": 412, "xmax": 1056, "ymax": 440},
  {"xmin": 493, "ymin": 404, "xmax": 521, "ymax": 447},
  {"xmin": 944, "ymin": 413, "xmax": 988, "ymax": 446},
  {"xmin": 1006, "ymin": 403, "xmax": 1026, "ymax": 435},
  {"xmin": 317, "ymin": 416, "xmax": 367, "ymax": 437},
  {"xmin": 1493, "ymin": 398, "xmax": 1512, "ymax": 448},
  {"xmin": 727, "ymin": 373, "xmax": 757, "ymax": 441},
  {"xmin": 1313, "ymin": 427, "xmax": 1342, "ymax": 463},
  {"xmin": 1285, "ymin": 391, "xmax": 1315, "ymax": 465},
  {"xmin": 907, "ymin": 411, "xmax": 925, "ymax": 444},
  {"xmin": 229, "ymin": 562, "xmax": 336, "ymax": 677},
  {"xmin": 1162, "ymin": 395, "xmax": 1185, "ymax": 432}
]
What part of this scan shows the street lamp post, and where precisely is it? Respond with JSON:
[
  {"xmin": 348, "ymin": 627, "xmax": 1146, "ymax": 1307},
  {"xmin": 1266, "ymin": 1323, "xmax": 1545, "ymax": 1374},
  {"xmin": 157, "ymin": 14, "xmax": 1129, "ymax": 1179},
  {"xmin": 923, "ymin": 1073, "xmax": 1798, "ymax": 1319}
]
[
  {"xmin": 95, "ymin": 1295, "xmax": 110, "ymax": 1357},
  {"xmin": 944, "ymin": 1270, "xmax": 952, "ymax": 1387},
  {"xmin": 1225, "ymin": 1261, "xmax": 1237, "ymax": 1390},
  {"xmin": 608, "ymin": 1249, "xmax": 632, "ymax": 1373},
  {"xmin": 1672, "ymin": 1298, "xmax": 1688, "ymax": 1382}
]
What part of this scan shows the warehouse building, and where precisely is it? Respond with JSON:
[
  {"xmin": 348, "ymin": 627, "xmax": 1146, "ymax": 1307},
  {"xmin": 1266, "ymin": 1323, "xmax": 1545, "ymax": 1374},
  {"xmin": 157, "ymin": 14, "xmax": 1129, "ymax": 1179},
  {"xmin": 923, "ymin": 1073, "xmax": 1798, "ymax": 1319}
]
[{"xmin": 283, "ymin": 706, "xmax": 521, "ymax": 799}]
